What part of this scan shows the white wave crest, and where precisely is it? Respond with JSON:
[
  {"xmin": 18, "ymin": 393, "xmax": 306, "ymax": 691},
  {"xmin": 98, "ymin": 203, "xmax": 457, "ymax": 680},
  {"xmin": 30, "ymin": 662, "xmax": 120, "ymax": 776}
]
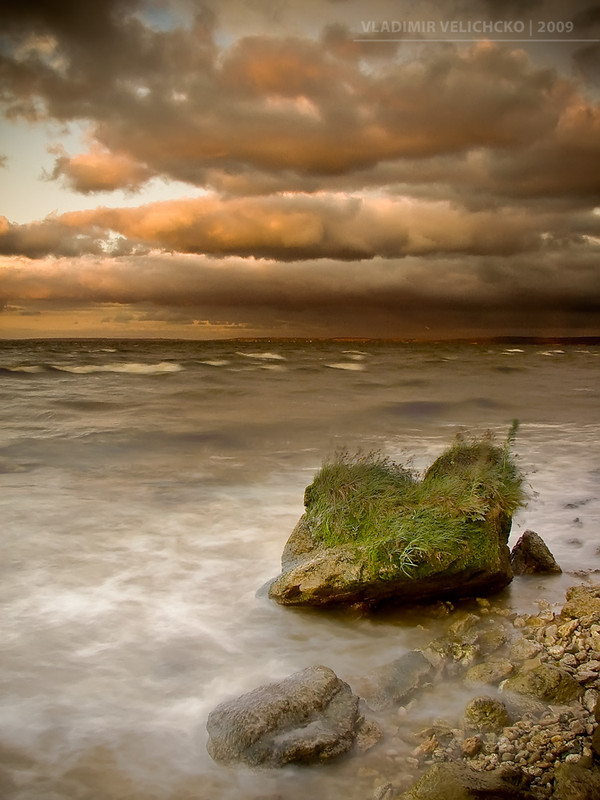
[
  {"xmin": 53, "ymin": 362, "xmax": 182, "ymax": 375},
  {"xmin": 326, "ymin": 362, "xmax": 365, "ymax": 371},
  {"xmin": 237, "ymin": 352, "xmax": 286, "ymax": 361}
]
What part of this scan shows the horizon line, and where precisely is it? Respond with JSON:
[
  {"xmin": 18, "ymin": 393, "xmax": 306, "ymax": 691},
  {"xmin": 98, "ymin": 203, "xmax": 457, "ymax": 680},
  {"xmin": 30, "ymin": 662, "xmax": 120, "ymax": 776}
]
[{"xmin": 2, "ymin": 335, "xmax": 600, "ymax": 345}]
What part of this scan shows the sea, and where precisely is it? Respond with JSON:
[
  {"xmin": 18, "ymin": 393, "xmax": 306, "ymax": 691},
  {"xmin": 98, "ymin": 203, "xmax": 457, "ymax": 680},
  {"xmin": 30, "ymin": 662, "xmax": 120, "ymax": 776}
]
[{"xmin": 1, "ymin": 338, "xmax": 599, "ymax": 799}]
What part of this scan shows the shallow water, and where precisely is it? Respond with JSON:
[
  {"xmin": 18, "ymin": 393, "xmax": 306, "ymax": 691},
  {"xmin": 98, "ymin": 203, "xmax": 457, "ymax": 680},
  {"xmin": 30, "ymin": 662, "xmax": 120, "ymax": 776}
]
[{"xmin": 1, "ymin": 339, "xmax": 599, "ymax": 798}]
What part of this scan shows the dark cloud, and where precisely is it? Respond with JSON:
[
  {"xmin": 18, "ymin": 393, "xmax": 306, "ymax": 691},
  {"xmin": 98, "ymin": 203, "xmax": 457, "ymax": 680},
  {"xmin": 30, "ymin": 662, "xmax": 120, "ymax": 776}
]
[
  {"xmin": 0, "ymin": 0, "xmax": 599, "ymax": 338},
  {"xmin": 2, "ymin": 251, "xmax": 598, "ymax": 337},
  {"xmin": 2, "ymin": 4, "xmax": 599, "ymax": 196},
  {"xmin": 0, "ymin": 0, "xmax": 140, "ymax": 43}
]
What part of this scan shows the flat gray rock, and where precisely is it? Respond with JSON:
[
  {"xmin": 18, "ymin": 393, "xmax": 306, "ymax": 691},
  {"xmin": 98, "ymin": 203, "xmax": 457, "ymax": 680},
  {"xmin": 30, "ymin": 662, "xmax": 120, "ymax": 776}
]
[{"xmin": 206, "ymin": 665, "xmax": 360, "ymax": 767}]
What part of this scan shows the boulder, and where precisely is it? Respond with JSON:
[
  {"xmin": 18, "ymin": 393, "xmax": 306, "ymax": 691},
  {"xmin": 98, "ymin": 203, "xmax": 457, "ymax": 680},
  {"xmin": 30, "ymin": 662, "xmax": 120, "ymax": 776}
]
[
  {"xmin": 396, "ymin": 762, "xmax": 535, "ymax": 799},
  {"xmin": 269, "ymin": 438, "xmax": 523, "ymax": 608},
  {"xmin": 510, "ymin": 529, "xmax": 562, "ymax": 575},
  {"xmin": 206, "ymin": 665, "xmax": 360, "ymax": 767}
]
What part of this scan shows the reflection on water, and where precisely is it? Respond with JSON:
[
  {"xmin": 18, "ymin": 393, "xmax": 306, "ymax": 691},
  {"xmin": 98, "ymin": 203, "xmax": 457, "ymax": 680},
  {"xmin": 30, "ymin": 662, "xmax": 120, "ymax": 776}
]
[{"xmin": 0, "ymin": 340, "xmax": 598, "ymax": 798}]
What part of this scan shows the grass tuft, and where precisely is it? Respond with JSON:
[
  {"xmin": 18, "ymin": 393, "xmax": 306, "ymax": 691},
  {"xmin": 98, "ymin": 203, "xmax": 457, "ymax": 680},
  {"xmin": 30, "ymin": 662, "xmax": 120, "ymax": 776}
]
[{"xmin": 303, "ymin": 427, "xmax": 526, "ymax": 576}]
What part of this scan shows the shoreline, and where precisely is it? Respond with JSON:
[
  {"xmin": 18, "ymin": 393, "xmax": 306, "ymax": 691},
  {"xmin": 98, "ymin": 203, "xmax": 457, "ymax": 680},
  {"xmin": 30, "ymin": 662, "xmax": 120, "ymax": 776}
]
[{"xmin": 344, "ymin": 577, "xmax": 600, "ymax": 800}]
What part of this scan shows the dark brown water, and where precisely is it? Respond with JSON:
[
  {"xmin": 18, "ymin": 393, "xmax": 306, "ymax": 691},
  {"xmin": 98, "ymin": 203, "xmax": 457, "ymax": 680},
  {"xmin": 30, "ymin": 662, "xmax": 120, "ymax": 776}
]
[{"xmin": 1, "ymin": 339, "xmax": 598, "ymax": 798}]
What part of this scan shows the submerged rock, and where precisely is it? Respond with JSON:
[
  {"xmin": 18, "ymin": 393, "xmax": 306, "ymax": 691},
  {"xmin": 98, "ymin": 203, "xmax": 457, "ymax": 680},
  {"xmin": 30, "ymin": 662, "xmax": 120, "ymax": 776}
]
[
  {"xmin": 206, "ymin": 665, "xmax": 360, "ymax": 767},
  {"xmin": 360, "ymin": 650, "xmax": 434, "ymax": 711},
  {"xmin": 269, "ymin": 438, "xmax": 522, "ymax": 608},
  {"xmin": 396, "ymin": 762, "xmax": 535, "ymax": 799},
  {"xmin": 510, "ymin": 529, "xmax": 562, "ymax": 575}
]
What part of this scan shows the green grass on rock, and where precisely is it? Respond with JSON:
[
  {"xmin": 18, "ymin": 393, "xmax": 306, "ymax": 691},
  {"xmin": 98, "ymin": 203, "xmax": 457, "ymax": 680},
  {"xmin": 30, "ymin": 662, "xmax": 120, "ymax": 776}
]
[{"xmin": 303, "ymin": 425, "xmax": 526, "ymax": 576}]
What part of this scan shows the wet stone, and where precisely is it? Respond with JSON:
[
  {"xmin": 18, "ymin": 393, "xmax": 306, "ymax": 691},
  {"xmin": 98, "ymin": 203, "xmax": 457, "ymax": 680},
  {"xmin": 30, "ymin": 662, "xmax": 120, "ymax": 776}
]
[
  {"xmin": 464, "ymin": 658, "xmax": 514, "ymax": 688},
  {"xmin": 463, "ymin": 696, "xmax": 511, "ymax": 734},
  {"xmin": 206, "ymin": 665, "xmax": 361, "ymax": 766}
]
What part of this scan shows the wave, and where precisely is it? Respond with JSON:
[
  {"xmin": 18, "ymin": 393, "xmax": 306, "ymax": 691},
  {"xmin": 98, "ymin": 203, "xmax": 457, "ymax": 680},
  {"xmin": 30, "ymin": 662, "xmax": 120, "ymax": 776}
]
[
  {"xmin": 1, "ymin": 365, "xmax": 45, "ymax": 374},
  {"xmin": 325, "ymin": 362, "xmax": 365, "ymax": 371},
  {"xmin": 51, "ymin": 362, "xmax": 183, "ymax": 375},
  {"xmin": 200, "ymin": 359, "xmax": 230, "ymax": 367},
  {"xmin": 237, "ymin": 352, "xmax": 286, "ymax": 361}
]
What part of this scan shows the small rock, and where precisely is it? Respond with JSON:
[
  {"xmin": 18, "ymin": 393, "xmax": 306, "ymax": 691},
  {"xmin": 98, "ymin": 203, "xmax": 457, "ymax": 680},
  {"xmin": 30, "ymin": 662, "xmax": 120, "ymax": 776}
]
[
  {"xmin": 510, "ymin": 638, "xmax": 542, "ymax": 662},
  {"xmin": 476, "ymin": 626, "xmax": 509, "ymax": 655},
  {"xmin": 356, "ymin": 718, "xmax": 384, "ymax": 753},
  {"xmin": 374, "ymin": 782, "xmax": 397, "ymax": 800},
  {"xmin": 575, "ymin": 669, "xmax": 598, "ymax": 683},
  {"xmin": 465, "ymin": 658, "xmax": 515, "ymax": 687},
  {"xmin": 413, "ymin": 734, "xmax": 438, "ymax": 758},
  {"xmin": 463, "ymin": 696, "xmax": 511, "ymax": 733},
  {"xmin": 562, "ymin": 653, "xmax": 578, "ymax": 668},
  {"xmin": 462, "ymin": 736, "xmax": 483, "ymax": 757},
  {"xmin": 362, "ymin": 650, "xmax": 434, "ymax": 711},
  {"xmin": 510, "ymin": 530, "xmax": 562, "ymax": 575},
  {"xmin": 561, "ymin": 584, "xmax": 600, "ymax": 624},
  {"xmin": 558, "ymin": 618, "xmax": 580, "ymax": 638},
  {"xmin": 547, "ymin": 644, "xmax": 566, "ymax": 658},
  {"xmin": 448, "ymin": 613, "xmax": 480, "ymax": 638}
]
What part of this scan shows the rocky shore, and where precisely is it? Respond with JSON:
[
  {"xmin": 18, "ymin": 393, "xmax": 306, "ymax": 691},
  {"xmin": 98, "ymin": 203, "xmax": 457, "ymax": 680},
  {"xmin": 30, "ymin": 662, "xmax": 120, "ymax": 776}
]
[
  {"xmin": 387, "ymin": 582, "xmax": 600, "ymax": 799},
  {"xmin": 208, "ymin": 435, "xmax": 599, "ymax": 800},
  {"xmin": 207, "ymin": 581, "xmax": 600, "ymax": 800}
]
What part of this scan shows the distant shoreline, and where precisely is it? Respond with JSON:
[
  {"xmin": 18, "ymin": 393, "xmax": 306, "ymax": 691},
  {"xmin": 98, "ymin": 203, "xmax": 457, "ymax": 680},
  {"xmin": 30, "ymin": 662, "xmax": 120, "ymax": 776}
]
[{"xmin": 2, "ymin": 336, "xmax": 600, "ymax": 346}]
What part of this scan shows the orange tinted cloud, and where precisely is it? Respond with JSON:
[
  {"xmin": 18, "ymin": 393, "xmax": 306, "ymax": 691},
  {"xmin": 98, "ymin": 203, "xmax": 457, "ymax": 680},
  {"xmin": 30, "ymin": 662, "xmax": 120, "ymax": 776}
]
[
  {"xmin": 1, "ymin": 1, "xmax": 599, "ymax": 339},
  {"xmin": 0, "ymin": 194, "xmax": 562, "ymax": 260},
  {"xmin": 48, "ymin": 143, "xmax": 154, "ymax": 193}
]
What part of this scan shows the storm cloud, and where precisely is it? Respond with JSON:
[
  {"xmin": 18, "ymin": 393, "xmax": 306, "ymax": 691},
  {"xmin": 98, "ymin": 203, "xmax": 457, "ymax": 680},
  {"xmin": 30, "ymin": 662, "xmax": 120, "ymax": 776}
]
[{"xmin": 1, "ymin": 0, "xmax": 599, "ymax": 338}]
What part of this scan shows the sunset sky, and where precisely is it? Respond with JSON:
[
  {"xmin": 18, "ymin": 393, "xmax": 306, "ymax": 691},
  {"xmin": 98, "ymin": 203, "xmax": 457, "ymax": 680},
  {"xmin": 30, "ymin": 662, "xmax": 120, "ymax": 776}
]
[{"xmin": 1, "ymin": 0, "xmax": 599, "ymax": 339}]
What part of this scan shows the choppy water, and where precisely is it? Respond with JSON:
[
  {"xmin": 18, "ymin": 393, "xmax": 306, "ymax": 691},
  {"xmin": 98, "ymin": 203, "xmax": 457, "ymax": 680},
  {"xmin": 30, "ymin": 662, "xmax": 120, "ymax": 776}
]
[{"xmin": 1, "ymin": 339, "xmax": 599, "ymax": 799}]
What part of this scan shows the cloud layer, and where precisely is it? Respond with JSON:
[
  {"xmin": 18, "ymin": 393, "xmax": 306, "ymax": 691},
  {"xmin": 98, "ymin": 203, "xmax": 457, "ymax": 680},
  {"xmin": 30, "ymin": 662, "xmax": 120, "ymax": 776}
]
[{"xmin": 1, "ymin": 0, "xmax": 599, "ymax": 337}]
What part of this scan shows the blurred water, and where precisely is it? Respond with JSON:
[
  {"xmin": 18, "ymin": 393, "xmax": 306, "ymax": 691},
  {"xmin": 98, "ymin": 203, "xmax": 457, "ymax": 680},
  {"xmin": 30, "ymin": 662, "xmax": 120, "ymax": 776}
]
[{"xmin": 0, "ymin": 339, "xmax": 598, "ymax": 798}]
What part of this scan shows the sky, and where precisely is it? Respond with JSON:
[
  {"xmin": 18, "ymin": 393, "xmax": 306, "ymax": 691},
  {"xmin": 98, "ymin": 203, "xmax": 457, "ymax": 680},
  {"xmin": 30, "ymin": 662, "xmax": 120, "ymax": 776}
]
[{"xmin": 0, "ymin": 0, "xmax": 599, "ymax": 340}]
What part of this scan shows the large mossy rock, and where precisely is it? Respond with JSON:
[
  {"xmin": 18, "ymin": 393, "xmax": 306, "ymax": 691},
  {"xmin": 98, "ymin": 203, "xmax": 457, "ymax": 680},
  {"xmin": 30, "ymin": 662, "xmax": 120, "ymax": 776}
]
[
  {"xmin": 206, "ymin": 665, "xmax": 360, "ymax": 767},
  {"xmin": 269, "ymin": 437, "xmax": 523, "ymax": 608}
]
